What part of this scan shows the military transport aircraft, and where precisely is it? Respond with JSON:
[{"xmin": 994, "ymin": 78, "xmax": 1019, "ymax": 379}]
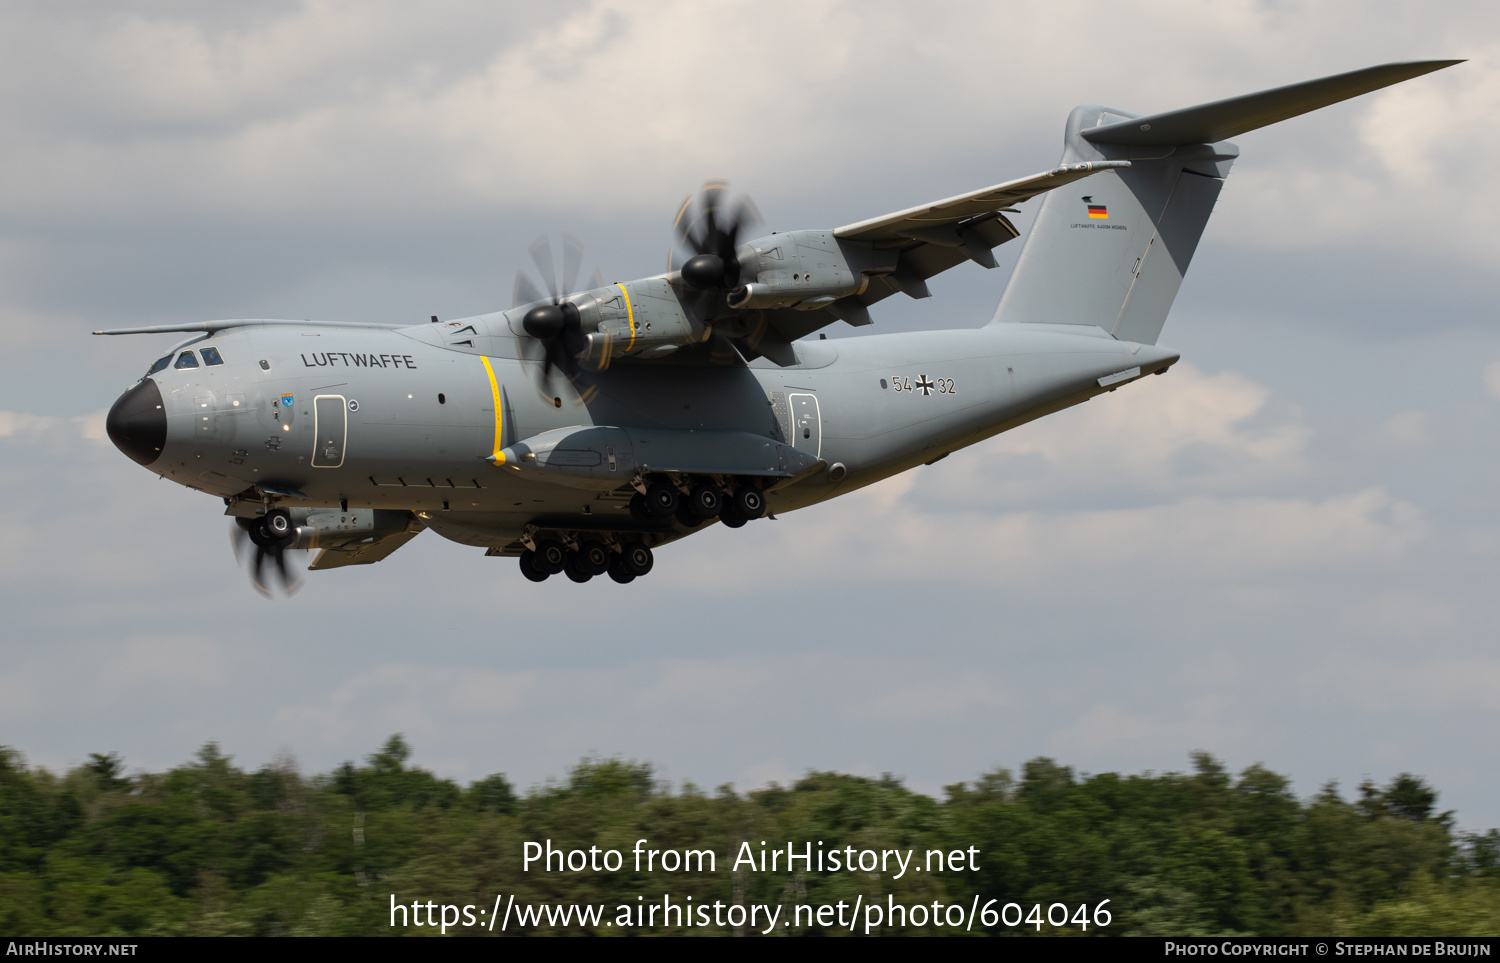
[{"xmin": 101, "ymin": 61, "xmax": 1458, "ymax": 594}]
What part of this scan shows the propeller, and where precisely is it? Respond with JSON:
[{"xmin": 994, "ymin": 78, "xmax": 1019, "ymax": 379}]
[
  {"xmin": 671, "ymin": 180, "xmax": 761, "ymax": 321},
  {"xmin": 231, "ymin": 517, "xmax": 304, "ymax": 598},
  {"xmin": 513, "ymin": 235, "xmax": 603, "ymax": 395}
]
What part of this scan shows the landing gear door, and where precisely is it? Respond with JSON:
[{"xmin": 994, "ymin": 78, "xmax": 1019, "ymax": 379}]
[
  {"xmin": 788, "ymin": 392, "xmax": 821, "ymax": 458},
  {"xmin": 312, "ymin": 394, "xmax": 347, "ymax": 468}
]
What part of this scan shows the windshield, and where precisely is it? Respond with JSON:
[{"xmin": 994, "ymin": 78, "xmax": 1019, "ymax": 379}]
[{"xmin": 147, "ymin": 355, "xmax": 171, "ymax": 376}]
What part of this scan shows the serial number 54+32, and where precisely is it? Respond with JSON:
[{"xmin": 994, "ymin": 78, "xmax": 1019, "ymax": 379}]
[{"xmin": 890, "ymin": 375, "xmax": 956, "ymax": 396}]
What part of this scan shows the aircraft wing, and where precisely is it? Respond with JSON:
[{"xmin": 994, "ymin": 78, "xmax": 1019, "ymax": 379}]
[
  {"xmin": 834, "ymin": 161, "xmax": 1129, "ymax": 246},
  {"xmin": 747, "ymin": 162, "xmax": 1130, "ymax": 349},
  {"xmin": 308, "ymin": 528, "xmax": 423, "ymax": 570}
]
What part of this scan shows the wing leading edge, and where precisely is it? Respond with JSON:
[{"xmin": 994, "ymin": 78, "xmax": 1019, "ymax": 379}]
[
  {"xmin": 736, "ymin": 162, "xmax": 1133, "ymax": 352},
  {"xmin": 834, "ymin": 161, "xmax": 1131, "ymax": 245}
]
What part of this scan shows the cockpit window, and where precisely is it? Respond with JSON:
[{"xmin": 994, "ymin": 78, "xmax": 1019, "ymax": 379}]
[
  {"xmin": 174, "ymin": 351, "xmax": 200, "ymax": 369},
  {"xmin": 201, "ymin": 347, "xmax": 224, "ymax": 366},
  {"xmin": 147, "ymin": 355, "xmax": 172, "ymax": 376}
]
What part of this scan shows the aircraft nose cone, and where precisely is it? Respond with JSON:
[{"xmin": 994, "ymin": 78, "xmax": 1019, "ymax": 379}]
[{"xmin": 106, "ymin": 378, "xmax": 167, "ymax": 466}]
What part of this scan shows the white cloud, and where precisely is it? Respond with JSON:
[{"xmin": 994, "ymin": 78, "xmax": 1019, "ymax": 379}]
[
  {"xmin": 272, "ymin": 662, "xmax": 539, "ymax": 750},
  {"xmin": 101, "ymin": 634, "xmax": 229, "ymax": 691},
  {"xmin": 1485, "ymin": 361, "xmax": 1500, "ymax": 400},
  {"xmin": 920, "ymin": 363, "xmax": 1311, "ymax": 504},
  {"xmin": 0, "ymin": 634, "xmax": 227, "ymax": 722},
  {"xmin": 0, "ymin": 0, "xmax": 1489, "ymax": 262},
  {"xmin": 1378, "ymin": 411, "xmax": 1428, "ymax": 446},
  {"xmin": 837, "ymin": 487, "xmax": 1417, "ymax": 580},
  {"xmin": 868, "ymin": 674, "xmax": 1008, "ymax": 721},
  {"xmin": 1298, "ymin": 658, "xmax": 1500, "ymax": 714},
  {"xmin": 1049, "ymin": 698, "xmax": 1241, "ymax": 759},
  {"xmin": 1341, "ymin": 592, "xmax": 1460, "ymax": 638},
  {"xmin": 0, "ymin": 411, "xmax": 57, "ymax": 438}
]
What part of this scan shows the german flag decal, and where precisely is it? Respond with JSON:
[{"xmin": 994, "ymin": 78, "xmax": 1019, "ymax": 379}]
[{"xmin": 1086, "ymin": 203, "xmax": 1108, "ymax": 219}]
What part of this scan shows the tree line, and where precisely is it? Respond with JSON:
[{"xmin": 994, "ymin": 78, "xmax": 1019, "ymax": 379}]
[{"xmin": 0, "ymin": 737, "xmax": 1495, "ymax": 936}]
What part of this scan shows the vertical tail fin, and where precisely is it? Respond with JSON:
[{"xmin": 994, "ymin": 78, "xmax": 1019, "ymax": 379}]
[{"xmin": 991, "ymin": 61, "xmax": 1461, "ymax": 344}]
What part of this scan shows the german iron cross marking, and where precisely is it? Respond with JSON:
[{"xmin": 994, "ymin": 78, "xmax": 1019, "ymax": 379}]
[{"xmin": 915, "ymin": 375, "xmax": 935, "ymax": 396}]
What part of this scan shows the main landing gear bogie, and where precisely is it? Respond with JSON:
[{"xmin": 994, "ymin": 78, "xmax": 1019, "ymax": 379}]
[
  {"xmin": 520, "ymin": 539, "xmax": 654, "ymax": 585},
  {"xmin": 631, "ymin": 475, "xmax": 768, "ymax": 529},
  {"xmin": 525, "ymin": 476, "xmax": 766, "ymax": 584}
]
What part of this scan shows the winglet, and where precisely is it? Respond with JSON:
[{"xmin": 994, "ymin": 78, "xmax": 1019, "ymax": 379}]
[{"xmin": 1082, "ymin": 60, "xmax": 1463, "ymax": 147}]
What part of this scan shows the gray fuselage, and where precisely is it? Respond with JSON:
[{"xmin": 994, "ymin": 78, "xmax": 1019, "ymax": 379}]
[{"xmin": 123, "ymin": 313, "xmax": 1176, "ymax": 555}]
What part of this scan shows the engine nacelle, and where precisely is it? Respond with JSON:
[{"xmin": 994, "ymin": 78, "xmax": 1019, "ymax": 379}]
[
  {"xmin": 727, "ymin": 230, "xmax": 880, "ymax": 310},
  {"xmin": 582, "ymin": 277, "xmax": 706, "ymax": 362},
  {"xmin": 507, "ymin": 278, "xmax": 707, "ymax": 365},
  {"xmin": 283, "ymin": 507, "xmax": 415, "ymax": 550}
]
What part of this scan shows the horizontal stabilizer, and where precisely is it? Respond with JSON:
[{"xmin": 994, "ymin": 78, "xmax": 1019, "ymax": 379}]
[{"xmin": 1083, "ymin": 60, "xmax": 1462, "ymax": 147}]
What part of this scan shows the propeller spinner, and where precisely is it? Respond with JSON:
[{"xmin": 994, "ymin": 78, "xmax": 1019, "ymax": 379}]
[
  {"xmin": 513, "ymin": 235, "xmax": 605, "ymax": 395},
  {"xmin": 672, "ymin": 180, "xmax": 760, "ymax": 321}
]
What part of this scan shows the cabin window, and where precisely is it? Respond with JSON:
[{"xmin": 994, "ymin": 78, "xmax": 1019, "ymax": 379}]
[
  {"xmin": 438, "ymin": 393, "xmax": 446, "ymax": 404},
  {"xmin": 201, "ymin": 347, "xmax": 224, "ymax": 365},
  {"xmin": 174, "ymin": 351, "xmax": 200, "ymax": 369}
]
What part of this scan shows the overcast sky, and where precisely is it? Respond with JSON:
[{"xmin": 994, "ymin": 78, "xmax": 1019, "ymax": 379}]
[{"xmin": 3, "ymin": 1, "xmax": 1499, "ymax": 830}]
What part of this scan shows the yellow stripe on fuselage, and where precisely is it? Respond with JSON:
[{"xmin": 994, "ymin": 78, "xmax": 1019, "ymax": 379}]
[
  {"xmin": 480, "ymin": 355, "xmax": 505, "ymax": 464},
  {"xmin": 615, "ymin": 282, "xmax": 636, "ymax": 352}
]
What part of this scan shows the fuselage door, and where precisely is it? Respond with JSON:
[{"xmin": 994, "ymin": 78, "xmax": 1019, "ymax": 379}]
[
  {"xmin": 312, "ymin": 394, "xmax": 347, "ymax": 468},
  {"xmin": 788, "ymin": 392, "xmax": 821, "ymax": 458}
]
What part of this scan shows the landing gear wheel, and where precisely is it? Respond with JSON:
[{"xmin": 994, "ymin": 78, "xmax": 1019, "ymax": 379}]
[
  {"xmin": 688, "ymin": 485, "xmax": 721, "ymax": 519},
  {"xmin": 630, "ymin": 492, "xmax": 651, "ymax": 521},
  {"xmin": 645, "ymin": 481, "xmax": 679, "ymax": 517},
  {"xmin": 732, "ymin": 486, "xmax": 766, "ymax": 519},
  {"xmin": 675, "ymin": 503, "xmax": 703, "ymax": 529},
  {"xmin": 248, "ymin": 518, "xmax": 274, "ymax": 548},
  {"xmin": 622, "ymin": 542, "xmax": 654, "ymax": 577},
  {"xmin": 606, "ymin": 556, "xmax": 635, "ymax": 584},
  {"xmin": 519, "ymin": 550, "xmax": 549, "ymax": 582},
  {"xmin": 247, "ymin": 514, "xmax": 285, "ymax": 548},
  {"xmin": 564, "ymin": 555, "xmax": 592, "ymax": 583},
  {"xmin": 719, "ymin": 505, "xmax": 747, "ymax": 529},
  {"xmin": 532, "ymin": 539, "xmax": 567, "ymax": 575},
  {"xmin": 575, "ymin": 540, "xmax": 610, "ymax": 576},
  {"xmin": 264, "ymin": 509, "xmax": 294, "ymax": 539}
]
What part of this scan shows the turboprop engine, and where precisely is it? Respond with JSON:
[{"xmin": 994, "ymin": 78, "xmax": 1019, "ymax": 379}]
[{"xmin": 725, "ymin": 230, "xmax": 876, "ymax": 312}]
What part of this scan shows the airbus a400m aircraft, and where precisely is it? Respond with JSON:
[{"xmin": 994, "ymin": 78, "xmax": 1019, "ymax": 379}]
[{"xmin": 101, "ymin": 61, "xmax": 1457, "ymax": 594}]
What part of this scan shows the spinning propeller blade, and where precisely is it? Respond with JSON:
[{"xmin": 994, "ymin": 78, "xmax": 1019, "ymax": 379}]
[
  {"xmin": 671, "ymin": 180, "xmax": 761, "ymax": 322},
  {"xmin": 513, "ymin": 234, "xmax": 600, "ymax": 399},
  {"xmin": 231, "ymin": 518, "xmax": 304, "ymax": 599}
]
